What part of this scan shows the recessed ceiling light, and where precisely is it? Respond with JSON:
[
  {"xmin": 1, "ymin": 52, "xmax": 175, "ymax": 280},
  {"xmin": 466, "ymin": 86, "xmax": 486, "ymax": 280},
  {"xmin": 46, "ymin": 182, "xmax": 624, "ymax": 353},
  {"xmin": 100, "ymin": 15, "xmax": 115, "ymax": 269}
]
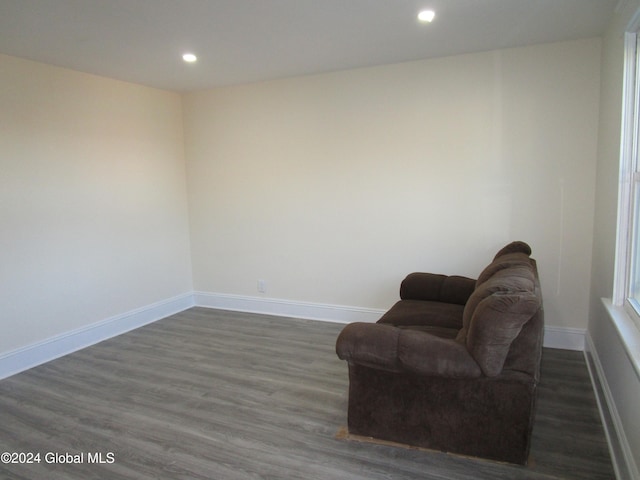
[
  {"xmin": 418, "ymin": 10, "xmax": 435, "ymax": 23},
  {"xmin": 182, "ymin": 53, "xmax": 197, "ymax": 63}
]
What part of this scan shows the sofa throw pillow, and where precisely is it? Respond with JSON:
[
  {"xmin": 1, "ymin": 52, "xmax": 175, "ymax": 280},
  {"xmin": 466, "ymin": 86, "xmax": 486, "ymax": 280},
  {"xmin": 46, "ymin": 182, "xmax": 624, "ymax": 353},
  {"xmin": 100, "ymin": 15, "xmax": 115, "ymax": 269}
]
[{"xmin": 465, "ymin": 291, "xmax": 541, "ymax": 376}]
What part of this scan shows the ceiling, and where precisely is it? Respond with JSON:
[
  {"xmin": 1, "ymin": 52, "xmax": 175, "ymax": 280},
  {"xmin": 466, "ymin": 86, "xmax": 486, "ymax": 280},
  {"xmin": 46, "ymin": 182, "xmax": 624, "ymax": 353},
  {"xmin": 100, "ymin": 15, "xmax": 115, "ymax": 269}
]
[{"xmin": 0, "ymin": 0, "xmax": 619, "ymax": 92}]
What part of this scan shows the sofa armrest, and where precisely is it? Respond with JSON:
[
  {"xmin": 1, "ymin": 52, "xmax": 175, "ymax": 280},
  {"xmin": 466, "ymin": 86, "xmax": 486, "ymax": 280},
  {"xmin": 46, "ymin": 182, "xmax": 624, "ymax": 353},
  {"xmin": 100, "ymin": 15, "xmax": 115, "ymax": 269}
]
[
  {"xmin": 336, "ymin": 322, "xmax": 401, "ymax": 372},
  {"xmin": 400, "ymin": 272, "xmax": 476, "ymax": 305},
  {"xmin": 398, "ymin": 329, "xmax": 482, "ymax": 378},
  {"xmin": 336, "ymin": 323, "xmax": 482, "ymax": 378}
]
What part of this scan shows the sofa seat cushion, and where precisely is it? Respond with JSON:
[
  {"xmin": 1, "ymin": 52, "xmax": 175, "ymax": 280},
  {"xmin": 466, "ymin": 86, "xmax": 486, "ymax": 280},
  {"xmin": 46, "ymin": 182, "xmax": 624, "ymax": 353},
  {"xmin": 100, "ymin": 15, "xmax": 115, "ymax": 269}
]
[{"xmin": 378, "ymin": 300, "xmax": 464, "ymax": 330}]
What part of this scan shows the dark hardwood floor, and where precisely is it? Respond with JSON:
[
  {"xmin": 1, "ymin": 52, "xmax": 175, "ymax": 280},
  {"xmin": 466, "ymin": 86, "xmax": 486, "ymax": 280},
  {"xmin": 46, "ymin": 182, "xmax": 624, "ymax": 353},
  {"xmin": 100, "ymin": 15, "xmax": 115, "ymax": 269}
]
[{"xmin": 0, "ymin": 308, "xmax": 615, "ymax": 479}]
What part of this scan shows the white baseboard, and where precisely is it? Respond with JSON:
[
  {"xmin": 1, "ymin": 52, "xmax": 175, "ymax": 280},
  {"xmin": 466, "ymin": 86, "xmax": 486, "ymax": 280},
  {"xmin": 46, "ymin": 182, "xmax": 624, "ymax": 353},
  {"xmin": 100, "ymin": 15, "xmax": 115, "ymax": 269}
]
[
  {"xmin": 0, "ymin": 291, "xmax": 586, "ymax": 382},
  {"xmin": 195, "ymin": 291, "xmax": 584, "ymax": 350},
  {"xmin": 543, "ymin": 325, "xmax": 585, "ymax": 351},
  {"xmin": 0, "ymin": 293, "xmax": 195, "ymax": 381},
  {"xmin": 585, "ymin": 333, "xmax": 640, "ymax": 480},
  {"xmin": 193, "ymin": 291, "xmax": 385, "ymax": 324}
]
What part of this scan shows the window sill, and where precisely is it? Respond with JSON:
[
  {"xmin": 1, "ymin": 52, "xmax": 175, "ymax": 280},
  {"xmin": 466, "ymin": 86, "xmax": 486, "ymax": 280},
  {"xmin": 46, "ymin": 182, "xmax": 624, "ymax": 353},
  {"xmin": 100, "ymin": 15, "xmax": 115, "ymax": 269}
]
[{"xmin": 601, "ymin": 298, "xmax": 640, "ymax": 380}]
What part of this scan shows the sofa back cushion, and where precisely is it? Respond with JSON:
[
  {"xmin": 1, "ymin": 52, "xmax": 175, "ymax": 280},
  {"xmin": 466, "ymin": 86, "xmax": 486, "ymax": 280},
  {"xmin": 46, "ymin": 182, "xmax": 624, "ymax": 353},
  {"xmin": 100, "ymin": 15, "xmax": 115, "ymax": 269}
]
[
  {"xmin": 457, "ymin": 254, "xmax": 540, "ymax": 376},
  {"xmin": 476, "ymin": 252, "xmax": 532, "ymax": 287},
  {"xmin": 465, "ymin": 291, "xmax": 541, "ymax": 376},
  {"xmin": 399, "ymin": 273, "xmax": 476, "ymax": 305},
  {"xmin": 460, "ymin": 263, "xmax": 535, "ymax": 334},
  {"xmin": 492, "ymin": 240, "xmax": 532, "ymax": 260}
]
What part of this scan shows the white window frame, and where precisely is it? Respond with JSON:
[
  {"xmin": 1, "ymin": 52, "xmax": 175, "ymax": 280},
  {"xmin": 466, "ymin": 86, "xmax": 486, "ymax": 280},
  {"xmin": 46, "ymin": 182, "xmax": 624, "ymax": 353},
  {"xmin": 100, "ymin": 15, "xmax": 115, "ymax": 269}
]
[{"xmin": 614, "ymin": 11, "xmax": 640, "ymax": 333}]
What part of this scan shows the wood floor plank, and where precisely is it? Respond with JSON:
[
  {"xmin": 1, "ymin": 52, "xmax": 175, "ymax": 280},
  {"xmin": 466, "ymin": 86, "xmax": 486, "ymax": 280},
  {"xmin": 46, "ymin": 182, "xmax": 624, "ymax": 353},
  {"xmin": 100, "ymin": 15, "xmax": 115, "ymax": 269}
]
[{"xmin": 0, "ymin": 308, "xmax": 615, "ymax": 479}]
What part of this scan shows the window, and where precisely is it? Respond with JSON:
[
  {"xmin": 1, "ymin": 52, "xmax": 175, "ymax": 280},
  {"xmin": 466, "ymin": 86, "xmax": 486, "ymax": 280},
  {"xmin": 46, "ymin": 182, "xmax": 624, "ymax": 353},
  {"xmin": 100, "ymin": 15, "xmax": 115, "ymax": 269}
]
[{"xmin": 615, "ymin": 24, "xmax": 640, "ymax": 331}]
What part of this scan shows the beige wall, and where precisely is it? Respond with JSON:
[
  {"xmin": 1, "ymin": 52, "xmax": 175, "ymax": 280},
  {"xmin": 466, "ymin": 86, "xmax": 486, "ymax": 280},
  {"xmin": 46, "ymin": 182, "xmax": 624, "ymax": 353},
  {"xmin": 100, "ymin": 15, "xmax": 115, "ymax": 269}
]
[
  {"xmin": 2, "ymin": 25, "xmax": 636, "ymax": 473},
  {"xmin": 590, "ymin": 1, "xmax": 640, "ymax": 477},
  {"xmin": 184, "ymin": 38, "xmax": 601, "ymax": 331},
  {"xmin": 0, "ymin": 38, "xmax": 603, "ymax": 353},
  {"xmin": 0, "ymin": 54, "xmax": 193, "ymax": 353}
]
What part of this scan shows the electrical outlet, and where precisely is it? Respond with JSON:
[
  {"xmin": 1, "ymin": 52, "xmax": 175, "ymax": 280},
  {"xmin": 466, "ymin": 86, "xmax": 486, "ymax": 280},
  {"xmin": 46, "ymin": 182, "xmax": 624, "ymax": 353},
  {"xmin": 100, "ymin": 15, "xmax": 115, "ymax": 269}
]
[{"xmin": 257, "ymin": 279, "xmax": 266, "ymax": 293}]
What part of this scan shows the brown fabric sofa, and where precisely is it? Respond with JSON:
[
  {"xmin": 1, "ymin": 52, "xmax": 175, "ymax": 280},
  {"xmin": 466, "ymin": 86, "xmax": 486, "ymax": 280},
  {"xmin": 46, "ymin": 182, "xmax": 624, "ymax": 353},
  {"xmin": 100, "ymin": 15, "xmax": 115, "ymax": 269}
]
[{"xmin": 335, "ymin": 241, "xmax": 544, "ymax": 464}]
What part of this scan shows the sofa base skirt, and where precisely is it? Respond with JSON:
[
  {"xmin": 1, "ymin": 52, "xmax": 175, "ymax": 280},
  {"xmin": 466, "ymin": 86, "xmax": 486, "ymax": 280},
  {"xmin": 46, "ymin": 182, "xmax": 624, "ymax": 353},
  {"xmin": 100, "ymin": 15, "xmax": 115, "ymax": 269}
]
[{"xmin": 346, "ymin": 363, "xmax": 537, "ymax": 465}]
